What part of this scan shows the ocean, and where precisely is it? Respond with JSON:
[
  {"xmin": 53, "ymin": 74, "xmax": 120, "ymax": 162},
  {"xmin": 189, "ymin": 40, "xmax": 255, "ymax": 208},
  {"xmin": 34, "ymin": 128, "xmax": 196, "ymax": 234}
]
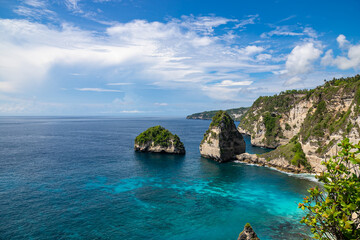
[{"xmin": 0, "ymin": 117, "xmax": 318, "ymax": 239}]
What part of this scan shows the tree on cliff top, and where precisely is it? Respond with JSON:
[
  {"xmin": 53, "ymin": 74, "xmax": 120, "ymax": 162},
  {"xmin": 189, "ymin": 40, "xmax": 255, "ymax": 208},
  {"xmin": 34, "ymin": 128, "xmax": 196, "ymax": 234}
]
[{"xmin": 299, "ymin": 138, "xmax": 360, "ymax": 239}]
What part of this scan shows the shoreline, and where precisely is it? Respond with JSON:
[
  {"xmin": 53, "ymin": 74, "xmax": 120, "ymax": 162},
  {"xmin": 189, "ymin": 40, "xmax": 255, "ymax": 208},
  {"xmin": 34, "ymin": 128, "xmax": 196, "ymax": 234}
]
[
  {"xmin": 234, "ymin": 160, "xmax": 319, "ymax": 182},
  {"xmin": 234, "ymin": 153, "xmax": 315, "ymax": 174}
]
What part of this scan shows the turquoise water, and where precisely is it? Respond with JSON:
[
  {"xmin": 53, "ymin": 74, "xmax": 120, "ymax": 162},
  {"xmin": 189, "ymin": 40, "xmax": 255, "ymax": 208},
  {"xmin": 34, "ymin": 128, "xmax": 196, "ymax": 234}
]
[{"xmin": 0, "ymin": 117, "xmax": 318, "ymax": 239}]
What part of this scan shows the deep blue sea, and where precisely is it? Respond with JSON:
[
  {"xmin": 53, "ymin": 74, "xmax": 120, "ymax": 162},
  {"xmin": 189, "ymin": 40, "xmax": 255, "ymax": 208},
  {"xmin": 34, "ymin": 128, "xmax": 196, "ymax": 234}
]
[{"xmin": 0, "ymin": 117, "xmax": 319, "ymax": 240}]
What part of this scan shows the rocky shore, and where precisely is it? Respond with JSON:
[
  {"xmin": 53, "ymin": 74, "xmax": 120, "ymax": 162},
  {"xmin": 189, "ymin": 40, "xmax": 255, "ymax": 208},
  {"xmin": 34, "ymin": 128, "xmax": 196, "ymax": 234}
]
[{"xmin": 235, "ymin": 153, "xmax": 309, "ymax": 174}]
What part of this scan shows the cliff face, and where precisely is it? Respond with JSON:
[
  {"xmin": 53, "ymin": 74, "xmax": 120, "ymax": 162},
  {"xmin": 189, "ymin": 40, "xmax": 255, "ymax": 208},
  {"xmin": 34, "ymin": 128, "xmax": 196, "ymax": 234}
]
[
  {"xmin": 134, "ymin": 140, "xmax": 185, "ymax": 154},
  {"xmin": 134, "ymin": 126, "xmax": 185, "ymax": 154},
  {"xmin": 200, "ymin": 111, "xmax": 245, "ymax": 162},
  {"xmin": 238, "ymin": 75, "xmax": 360, "ymax": 172}
]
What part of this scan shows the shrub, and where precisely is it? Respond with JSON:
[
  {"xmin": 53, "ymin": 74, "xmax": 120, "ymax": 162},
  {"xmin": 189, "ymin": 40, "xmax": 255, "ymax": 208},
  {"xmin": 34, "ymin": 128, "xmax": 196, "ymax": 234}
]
[{"xmin": 299, "ymin": 138, "xmax": 360, "ymax": 239}]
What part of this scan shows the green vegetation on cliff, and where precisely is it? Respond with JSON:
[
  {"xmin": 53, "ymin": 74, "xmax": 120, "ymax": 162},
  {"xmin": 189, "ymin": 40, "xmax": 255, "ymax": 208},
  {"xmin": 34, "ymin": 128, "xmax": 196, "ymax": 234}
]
[
  {"xmin": 209, "ymin": 110, "xmax": 234, "ymax": 128},
  {"xmin": 135, "ymin": 125, "xmax": 184, "ymax": 150},
  {"xmin": 238, "ymin": 89, "xmax": 306, "ymax": 143},
  {"xmin": 186, "ymin": 107, "xmax": 249, "ymax": 121},
  {"xmin": 239, "ymin": 74, "xmax": 360, "ymax": 154},
  {"xmin": 261, "ymin": 136, "xmax": 312, "ymax": 171},
  {"xmin": 299, "ymin": 75, "xmax": 360, "ymax": 154},
  {"xmin": 263, "ymin": 112, "xmax": 282, "ymax": 146},
  {"xmin": 201, "ymin": 111, "xmax": 235, "ymax": 144}
]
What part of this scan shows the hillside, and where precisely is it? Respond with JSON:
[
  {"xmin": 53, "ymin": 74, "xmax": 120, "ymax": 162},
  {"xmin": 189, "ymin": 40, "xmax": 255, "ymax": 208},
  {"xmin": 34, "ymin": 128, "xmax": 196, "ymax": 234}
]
[
  {"xmin": 186, "ymin": 107, "xmax": 249, "ymax": 121},
  {"xmin": 238, "ymin": 75, "xmax": 360, "ymax": 172}
]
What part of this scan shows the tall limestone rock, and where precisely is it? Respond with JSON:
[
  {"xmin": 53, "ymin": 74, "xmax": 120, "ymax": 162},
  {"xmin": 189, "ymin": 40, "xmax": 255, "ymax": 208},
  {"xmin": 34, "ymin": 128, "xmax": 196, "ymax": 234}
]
[
  {"xmin": 200, "ymin": 111, "xmax": 245, "ymax": 162},
  {"xmin": 238, "ymin": 75, "xmax": 360, "ymax": 173}
]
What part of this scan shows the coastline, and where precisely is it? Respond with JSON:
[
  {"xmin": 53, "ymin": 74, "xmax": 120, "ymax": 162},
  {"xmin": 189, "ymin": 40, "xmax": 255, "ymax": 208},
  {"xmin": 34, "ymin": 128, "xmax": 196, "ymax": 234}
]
[
  {"xmin": 234, "ymin": 160, "xmax": 318, "ymax": 182},
  {"xmin": 234, "ymin": 153, "xmax": 314, "ymax": 174}
]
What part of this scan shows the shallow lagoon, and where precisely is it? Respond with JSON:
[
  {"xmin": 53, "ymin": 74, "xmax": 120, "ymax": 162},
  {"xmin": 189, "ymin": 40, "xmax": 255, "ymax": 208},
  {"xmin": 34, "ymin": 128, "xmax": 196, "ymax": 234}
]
[{"xmin": 0, "ymin": 117, "xmax": 318, "ymax": 239}]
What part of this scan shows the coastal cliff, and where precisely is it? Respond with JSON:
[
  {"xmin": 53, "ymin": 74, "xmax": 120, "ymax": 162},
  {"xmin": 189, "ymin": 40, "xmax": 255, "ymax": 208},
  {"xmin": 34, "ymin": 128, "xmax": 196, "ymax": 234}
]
[
  {"xmin": 238, "ymin": 75, "xmax": 360, "ymax": 173},
  {"xmin": 200, "ymin": 111, "xmax": 245, "ymax": 162},
  {"xmin": 134, "ymin": 126, "xmax": 185, "ymax": 154},
  {"xmin": 187, "ymin": 107, "xmax": 249, "ymax": 121}
]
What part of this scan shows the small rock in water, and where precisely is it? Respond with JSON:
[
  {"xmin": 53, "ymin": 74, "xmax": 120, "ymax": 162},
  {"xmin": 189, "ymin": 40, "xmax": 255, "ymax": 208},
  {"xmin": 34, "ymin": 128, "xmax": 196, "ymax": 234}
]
[{"xmin": 237, "ymin": 223, "xmax": 260, "ymax": 240}]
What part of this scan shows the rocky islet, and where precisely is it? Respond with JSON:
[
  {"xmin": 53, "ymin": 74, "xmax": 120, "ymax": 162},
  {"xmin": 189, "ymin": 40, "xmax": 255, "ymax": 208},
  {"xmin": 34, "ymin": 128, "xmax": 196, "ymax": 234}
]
[
  {"xmin": 134, "ymin": 125, "xmax": 185, "ymax": 154},
  {"xmin": 199, "ymin": 110, "xmax": 246, "ymax": 162}
]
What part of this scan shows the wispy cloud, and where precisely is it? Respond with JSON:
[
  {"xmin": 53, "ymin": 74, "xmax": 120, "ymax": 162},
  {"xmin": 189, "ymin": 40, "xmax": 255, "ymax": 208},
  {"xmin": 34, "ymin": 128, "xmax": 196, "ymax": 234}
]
[
  {"xmin": 64, "ymin": 0, "xmax": 82, "ymax": 13},
  {"xmin": 277, "ymin": 15, "xmax": 296, "ymax": 23},
  {"xmin": 119, "ymin": 110, "xmax": 142, "ymax": 113},
  {"xmin": 107, "ymin": 82, "xmax": 134, "ymax": 86},
  {"xmin": 14, "ymin": 0, "xmax": 57, "ymax": 20},
  {"xmin": 154, "ymin": 103, "xmax": 168, "ymax": 106},
  {"xmin": 76, "ymin": 88, "xmax": 123, "ymax": 92},
  {"xmin": 214, "ymin": 80, "xmax": 253, "ymax": 87},
  {"xmin": 234, "ymin": 14, "xmax": 259, "ymax": 29},
  {"xmin": 24, "ymin": 0, "xmax": 46, "ymax": 8},
  {"xmin": 261, "ymin": 25, "xmax": 317, "ymax": 38}
]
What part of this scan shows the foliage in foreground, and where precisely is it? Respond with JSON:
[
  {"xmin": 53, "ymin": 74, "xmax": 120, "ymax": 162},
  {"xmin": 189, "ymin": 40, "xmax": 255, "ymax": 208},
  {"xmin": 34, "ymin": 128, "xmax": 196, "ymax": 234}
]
[{"xmin": 299, "ymin": 138, "xmax": 360, "ymax": 239}]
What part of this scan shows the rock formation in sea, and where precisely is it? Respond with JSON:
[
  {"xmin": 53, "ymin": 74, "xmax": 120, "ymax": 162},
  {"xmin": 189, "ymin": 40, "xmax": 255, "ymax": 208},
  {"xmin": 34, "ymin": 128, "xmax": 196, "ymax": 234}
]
[
  {"xmin": 200, "ymin": 110, "xmax": 245, "ymax": 162},
  {"xmin": 134, "ymin": 126, "xmax": 185, "ymax": 154},
  {"xmin": 238, "ymin": 75, "xmax": 360, "ymax": 173},
  {"xmin": 237, "ymin": 223, "xmax": 260, "ymax": 240}
]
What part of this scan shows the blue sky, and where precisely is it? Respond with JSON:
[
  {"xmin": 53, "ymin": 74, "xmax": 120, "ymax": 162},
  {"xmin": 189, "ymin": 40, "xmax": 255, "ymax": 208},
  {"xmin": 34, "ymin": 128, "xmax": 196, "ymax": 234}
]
[{"xmin": 0, "ymin": 0, "xmax": 359, "ymax": 116}]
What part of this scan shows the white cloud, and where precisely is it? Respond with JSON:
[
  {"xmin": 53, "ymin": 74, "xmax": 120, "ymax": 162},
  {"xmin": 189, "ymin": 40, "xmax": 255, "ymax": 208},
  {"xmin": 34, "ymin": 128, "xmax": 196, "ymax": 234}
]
[
  {"xmin": 76, "ymin": 88, "xmax": 123, "ymax": 92},
  {"xmin": 215, "ymin": 80, "xmax": 253, "ymax": 87},
  {"xmin": 256, "ymin": 54, "xmax": 272, "ymax": 61},
  {"xmin": 119, "ymin": 110, "xmax": 142, "ymax": 113},
  {"xmin": 261, "ymin": 26, "xmax": 317, "ymax": 38},
  {"xmin": 322, "ymin": 35, "xmax": 360, "ymax": 70},
  {"xmin": 234, "ymin": 14, "xmax": 259, "ymax": 29},
  {"xmin": 24, "ymin": 0, "xmax": 46, "ymax": 8},
  {"xmin": 284, "ymin": 76, "xmax": 302, "ymax": 86},
  {"xmin": 107, "ymin": 82, "xmax": 133, "ymax": 86},
  {"xmin": 0, "ymin": 16, "xmax": 279, "ymax": 100},
  {"xmin": 65, "ymin": 0, "xmax": 82, "ymax": 13},
  {"xmin": 285, "ymin": 42, "xmax": 322, "ymax": 76},
  {"xmin": 303, "ymin": 27, "xmax": 318, "ymax": 38},
  {"xmin": 176, "ymin": 15, "xmax": 236, "ymax": 35},
  {"xmin": 278, "ymin": 15, "xmax": 296, "ymax": 23},
  {"xmin": 0, "ymin": 95, "xmax": 65, "ymax": 114},
  {"xmin": 337, "ymin": 34, "xmax": 350, "ymax": 48},
  {"xmin": 241, "ymin": 46, "xmax": 264, "ymax": 56},
  {"xmin": 201, "ymin": 85, "xmax": 243, "ymax": 101},
  {"xmin": 14, "ymin": 1, "xmax": 57, "ymax": 20},
  {"xmin": 154, "ymin": 103, "xmax": 168, "ymax": 106}
]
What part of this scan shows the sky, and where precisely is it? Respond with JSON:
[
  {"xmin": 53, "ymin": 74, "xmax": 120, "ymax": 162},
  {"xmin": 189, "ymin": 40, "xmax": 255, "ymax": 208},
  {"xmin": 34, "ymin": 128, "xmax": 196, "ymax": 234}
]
[{"xmin": 0, "ymin": 0, "xmax": 360, "ymax": 116}]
